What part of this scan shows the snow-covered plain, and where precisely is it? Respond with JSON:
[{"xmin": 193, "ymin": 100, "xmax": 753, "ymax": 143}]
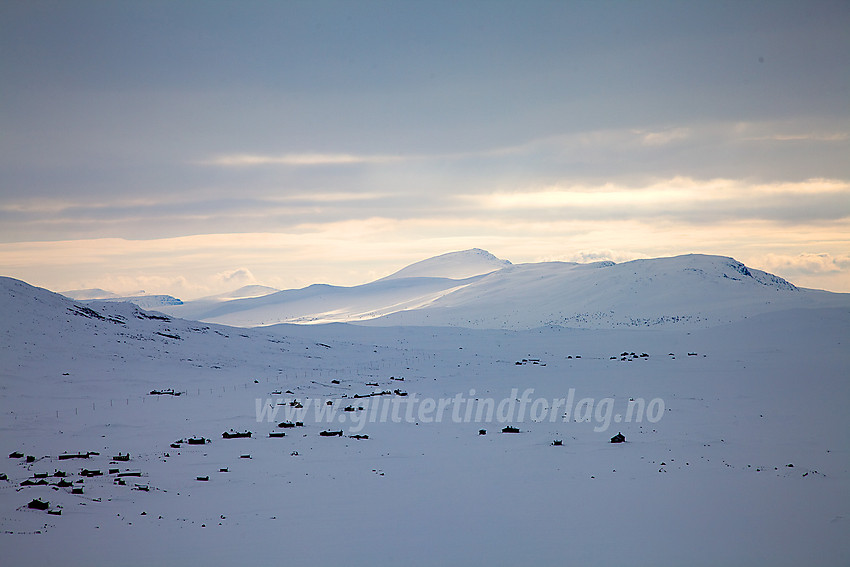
[{"xmin": 2, "ymin": 252, "xmax": 849, "ymax": 566}]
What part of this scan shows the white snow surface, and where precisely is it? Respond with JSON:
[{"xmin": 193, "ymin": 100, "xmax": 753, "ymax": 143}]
[
  {"xmin": 0, "ymin": 274, "xmax": 849, "ymax": 565},
  {"xmin": 160, "ymin": 251, "xmax": 849, "ymax": 329}
]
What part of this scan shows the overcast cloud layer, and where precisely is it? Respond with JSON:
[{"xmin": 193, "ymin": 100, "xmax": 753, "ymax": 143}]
[{"xmin": 1, "ymin": 1, "xmax": 848, "ymax": 297}]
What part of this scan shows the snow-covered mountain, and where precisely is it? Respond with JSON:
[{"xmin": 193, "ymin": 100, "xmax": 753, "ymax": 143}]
[
  {"xmin": 365, "ymin": 253, "xmax": 826, "ymax": 329},
  {"xmin": 159, "ymin": 250, "xmax": 848, "ymax": 329}
]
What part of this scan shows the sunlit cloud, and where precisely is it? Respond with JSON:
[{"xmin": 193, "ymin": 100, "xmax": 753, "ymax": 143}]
[
  {"xmin": 535, "ymin": 250, "xmax": 647, "ymax": 264},
  {"xmin": 638, "ymin": 127, "xmax": 691, "ymax": 146},
  {"xmin": 760, "ymin": 253, "xmax": 850, "ymax": 275},
  {"xmin": 0, "ymin": 194, "xmax": 207, "ymax": 216},
  {"xmin": 0, "ymin": 198, "xmax": 79, "ymax": 214},
  {"xmin": 215, "ymin": 267, "xmax": 257, "ymax": 286},
  {"xmin": 459, "ymin": 177, "xmax": 850, "ymax": 215},
  {"xmin": 744, "ymin": 132, "xmax": 849, "ymax": 142},
  {"xmin": 267, "ymin": 192, "xmax": 390, "ymax": 203}
]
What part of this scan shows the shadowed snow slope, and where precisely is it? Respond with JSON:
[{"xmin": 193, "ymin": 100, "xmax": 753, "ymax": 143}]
[
  {"xmin": 159, "ymin": 251, "xmax": 849, "ymax": 329},
  {"xmin": 163, "ymin": 275, "xmax": 485, "ymax": 326}
]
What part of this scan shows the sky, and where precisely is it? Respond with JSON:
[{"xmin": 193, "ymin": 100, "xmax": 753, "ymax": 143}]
[{"xmin": 1, "ymin": 0, "xmax": 849, "ymax": 298}]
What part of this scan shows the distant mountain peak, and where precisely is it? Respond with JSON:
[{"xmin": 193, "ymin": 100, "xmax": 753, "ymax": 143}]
[
  {"xmin": 381, "ymin": 248, "xmax": 512, "ymax": 281},
  {"xmin": 61, "ymin": 288, "xmax": 121, "ymax": 300}
]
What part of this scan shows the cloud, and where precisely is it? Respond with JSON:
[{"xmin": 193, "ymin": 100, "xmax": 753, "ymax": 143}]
[
  {"xmin": 744, "ymin": 132, "xmax": 849, "ymax": 142},
  {"xmin": 200, "ymin": 153, "xmax": 406, "ymax": 167},
  {"xmin": 638, "ymin": 127, "xmax": 691, "ymax": 146},
  {"xmin": 2, "ymin": 173, "xmax": 847, "ymax": 258},
  {"xmin": 215, "ymin": 268, "xmax": 257, "ymax": 286},
  {"xmin": 760, "ymin": 253, "xmax": 850, "ymax": 275},
  {"xmin": 269, "ymin": 192, "xmax": 390, "ymax": 203},
  {"xmin": 536, "ymin": 250, "xmax": 647, "ymax": 264},
  {"xmin": 70, "ymin": 274, "xmax": 194, "ymax": 298},
  {"xmin": 457, "ymin": 177, "xmax": 850, "ymax": 222}
]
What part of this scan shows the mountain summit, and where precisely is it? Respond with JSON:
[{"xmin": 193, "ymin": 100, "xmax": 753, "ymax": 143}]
[{"xmin": 380, "ymin": 248, "xmax": 512, "ymax": 281}]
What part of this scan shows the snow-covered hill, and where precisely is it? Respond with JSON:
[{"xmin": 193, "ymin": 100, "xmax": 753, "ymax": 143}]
[{"xmin": 159, "ymin": 251, "xmax": 849, "ymax": 329}]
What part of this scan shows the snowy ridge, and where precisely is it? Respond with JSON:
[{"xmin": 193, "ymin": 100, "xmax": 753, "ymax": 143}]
[
  {"xmin": 1, "ymin": 277, "xmax": 271, "ymax": 362},
  {"xmin": 86, "ymin": 294, "xmax": 184, "ymax": 309},
  {"xmin": 158, "ymin": 252, "xmax": 846, "ymax": 329}
]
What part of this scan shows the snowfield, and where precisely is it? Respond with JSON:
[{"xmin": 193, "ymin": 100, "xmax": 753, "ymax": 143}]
[{"xmin": 2, "ymin": 252, "xmax": 849, "ymax": 566}]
